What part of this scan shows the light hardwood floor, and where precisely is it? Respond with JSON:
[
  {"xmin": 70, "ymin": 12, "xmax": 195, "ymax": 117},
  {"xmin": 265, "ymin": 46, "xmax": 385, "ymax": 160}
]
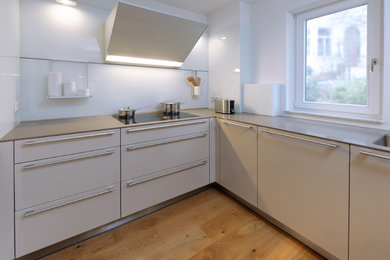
[{"xmin": 42, "ymin": 188, "xmax": 324, "ymax": 260}]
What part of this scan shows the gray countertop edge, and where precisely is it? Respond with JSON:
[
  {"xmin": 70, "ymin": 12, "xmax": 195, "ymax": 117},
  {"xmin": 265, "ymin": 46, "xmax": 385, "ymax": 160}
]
[{"xmin": 1, "ymin": 109, "xmax": 390, "ymax": 153}]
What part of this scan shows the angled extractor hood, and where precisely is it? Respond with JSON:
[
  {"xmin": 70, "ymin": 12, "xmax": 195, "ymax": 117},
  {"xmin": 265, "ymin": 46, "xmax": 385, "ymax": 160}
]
[{"xmin": 104, "ymin": 1, "xmax": 208, "ymax": 69}]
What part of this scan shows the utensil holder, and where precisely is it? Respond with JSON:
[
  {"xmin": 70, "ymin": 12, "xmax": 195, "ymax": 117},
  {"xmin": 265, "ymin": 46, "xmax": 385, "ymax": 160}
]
[{"xmin": 193, "ymin": 86, "xmax": 200, "ymax": 96}]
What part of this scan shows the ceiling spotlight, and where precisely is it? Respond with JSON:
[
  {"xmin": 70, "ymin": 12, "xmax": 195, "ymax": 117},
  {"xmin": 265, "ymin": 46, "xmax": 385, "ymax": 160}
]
[
  {"xmin": 221, "ymin": 37, "xmax": 227, "ymax": 40},
  {"xmin": 56, "ymin": 0, "xmax": 76, "ymax": 7}
]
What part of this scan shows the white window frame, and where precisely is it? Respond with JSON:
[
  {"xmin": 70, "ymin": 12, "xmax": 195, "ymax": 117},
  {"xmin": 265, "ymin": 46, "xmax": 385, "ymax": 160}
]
[{"xmin": 293, "ymin": 0, "xmax": 383, "ymax": 119}]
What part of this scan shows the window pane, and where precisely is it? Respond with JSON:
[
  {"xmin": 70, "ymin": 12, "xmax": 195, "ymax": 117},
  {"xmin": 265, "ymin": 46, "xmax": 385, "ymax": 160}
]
[{"xmin": 305, "ymin": 5, "xmax": 367, "ymax": 105}]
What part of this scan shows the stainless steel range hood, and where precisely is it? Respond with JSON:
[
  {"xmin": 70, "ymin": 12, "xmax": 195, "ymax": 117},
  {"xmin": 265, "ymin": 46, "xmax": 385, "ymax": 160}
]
[{"xmin": 104, "ymin": 1, "xmax": 208, "ymax": 69}]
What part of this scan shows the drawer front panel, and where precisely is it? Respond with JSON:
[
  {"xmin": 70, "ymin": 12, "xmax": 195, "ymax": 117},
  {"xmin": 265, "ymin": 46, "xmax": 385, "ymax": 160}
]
[
  {"xmin": 15, "ymin": 129, "xmax": 120, "ymax": 163},
  {"xmin": 15, "ymin": 184, "xmax": 120, "ymax": 258},
  {"xmin": 15, "ymin": 147, "xmax": 120, "ymax": 210},
  {"xmin": 121, "ymin": 160, "xmax": 209, "ymax": 217},
  {"xmin": 121, "ymin": 132, "xmax": 209, "ymax": 180},
  {"xmin": 121, "ymin": 119, "xmax": 209, "ymax": 145}
]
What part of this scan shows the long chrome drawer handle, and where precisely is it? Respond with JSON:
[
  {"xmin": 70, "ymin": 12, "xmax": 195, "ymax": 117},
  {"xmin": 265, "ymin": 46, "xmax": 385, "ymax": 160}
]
[
  {"xmin": 24, "ymin": 185, "xmax": 115, "ymax": 217},
  {"xmin": 126, "ymin": 120, "xmax": 207, "ymax": 133},
  {"xmin": 360, "ymin": 150, "xmax": 390, "ymax": 160},
  {"xmin": 23, "ymin": 149, "xmax": 115, "ymax": 169},
  {"xmin": 222, "ymin": 120, "xmax": 253, "ymax": 129},
  {"xmin": 127, "ymin": 160, "xmax": 208, "ymax": 187},
  {"xmin": 23, "ymin": 131, "xmax": 116, "ymax": 146},
  {"xmin": 260, "ymin": 130, "xmax": 338, "ymax": 148},
  {"xmin": 127, "ymin": 133, "xmax": 207, "ymax": 151}
]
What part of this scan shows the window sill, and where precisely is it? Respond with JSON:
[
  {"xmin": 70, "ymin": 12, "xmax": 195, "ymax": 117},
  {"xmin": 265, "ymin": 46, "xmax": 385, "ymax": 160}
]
[{"xmin": 284, "ymin": 110, "xmax": 383, "ymax": 124}]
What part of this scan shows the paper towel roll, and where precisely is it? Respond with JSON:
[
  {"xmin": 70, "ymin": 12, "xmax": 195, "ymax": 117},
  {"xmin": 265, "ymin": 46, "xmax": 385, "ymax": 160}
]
[
  {"xmin": 63, "ymin": 82, "xmax": 76, "ymax": 96},
  {"xmin": 48, "ymin": 72, "xmax": 62, "ymax": 97}
]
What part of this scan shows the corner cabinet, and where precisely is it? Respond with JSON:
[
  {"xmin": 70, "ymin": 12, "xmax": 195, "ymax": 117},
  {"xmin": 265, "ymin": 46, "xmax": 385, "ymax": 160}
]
[
  {"xmin": 257, "ymin": 127, "xmax": 349, "ymax": 260},
  {"xmin": 218, "ymin": 119, "xmax": 257, "ymax": 207},
  {"xmin": 350, "ymin": 146, "xmax": 390, "ymax": 260}
]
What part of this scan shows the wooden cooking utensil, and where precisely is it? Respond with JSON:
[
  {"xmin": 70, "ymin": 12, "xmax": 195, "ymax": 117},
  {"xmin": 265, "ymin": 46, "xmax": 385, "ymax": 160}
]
[{"xmin": 195, "ymin": 77, "xmax": 201, "ymax": 86}]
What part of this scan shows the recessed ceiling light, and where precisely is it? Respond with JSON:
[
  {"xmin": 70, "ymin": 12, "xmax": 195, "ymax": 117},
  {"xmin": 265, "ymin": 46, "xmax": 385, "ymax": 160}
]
[
  {"xmin": 234, "ymin": 68, "xmax": 240, "ymax": 73},
  {"xmin": 56, "ymin": 0, "xmax": 76, "ymax": 7},
  {"xmin": 221, "ymin": 37, "xmax": 227, "ymax": 40}
]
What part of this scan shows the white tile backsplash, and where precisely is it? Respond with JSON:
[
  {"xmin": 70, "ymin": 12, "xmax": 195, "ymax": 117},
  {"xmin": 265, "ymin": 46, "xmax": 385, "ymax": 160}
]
[{"xmin": 20, "ymin": 59, "xmax": 209, "ymax": 121}]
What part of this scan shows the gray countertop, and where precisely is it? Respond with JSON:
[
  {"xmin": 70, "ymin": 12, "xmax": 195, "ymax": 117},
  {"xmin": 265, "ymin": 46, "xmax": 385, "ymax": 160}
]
[{"xmin": 2, "ymin": 108, "xmax": 390, "ymax": 152}]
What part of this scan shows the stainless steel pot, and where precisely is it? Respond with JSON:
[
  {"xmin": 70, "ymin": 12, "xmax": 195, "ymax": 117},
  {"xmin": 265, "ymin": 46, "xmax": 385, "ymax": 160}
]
[
  {"xmin": 118, "ymin": 107, "xmax": 135, "ymax": 119},
  {"xmin": 161, "ymin": 102, "xmax": 181, "ymax": 115}
]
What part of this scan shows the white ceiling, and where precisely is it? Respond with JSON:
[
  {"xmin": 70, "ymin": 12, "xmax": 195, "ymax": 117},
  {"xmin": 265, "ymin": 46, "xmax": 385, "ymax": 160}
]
[
  {"xmin": 77, "ymin": 0, "xmax": 256, "ymax": 14},
  {"xmin": 152, "ymin": 0, "xmax": 256, "ymax": 15}
]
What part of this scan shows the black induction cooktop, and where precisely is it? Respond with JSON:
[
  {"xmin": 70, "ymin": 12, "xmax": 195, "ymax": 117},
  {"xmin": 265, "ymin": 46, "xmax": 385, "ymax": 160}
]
[{"xmin": 116, "ymin": 112, "xmax": 200, "ymax": 125}]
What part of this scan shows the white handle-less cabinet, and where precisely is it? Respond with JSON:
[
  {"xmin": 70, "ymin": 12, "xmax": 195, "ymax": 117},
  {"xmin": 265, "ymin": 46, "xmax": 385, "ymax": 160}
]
[
  {"xmin": 0, "ymin": 142, "xmax": 14, "ymax": 260},
  {"xmin": 257, "ymin": 128, "xmax": 349, "ymax": 260},
  {"xmin": 218, "ymin": 120, "xmax": 257, "ymax": 207},
  {"xmin": 350, "ymin": 146, "xmax": 390, "ymax": 260}
]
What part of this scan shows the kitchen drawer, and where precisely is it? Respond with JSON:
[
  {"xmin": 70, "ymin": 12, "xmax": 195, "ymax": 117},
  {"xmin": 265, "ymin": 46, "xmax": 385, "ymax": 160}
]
[
  {"xmin": 15, "ymin": 147, "xmax": 120, "ymax": 211},
  {"xmin": 15, "ymin": 184, "xmax": 120, "ymax": 258},
  {"xmin": 121, "ymin": 118, "xmax": 209, "ymax": 145},
  {"xmin": 121, "ymin": 132, "xmax": 209, "ymax": 180},
  {"xmin": 121, "ymin": 159, "xmax": 209, "ymax": 217},
  {"xmin": 15, "ymin": 129, "xmax": 120, "ymax": 163}
]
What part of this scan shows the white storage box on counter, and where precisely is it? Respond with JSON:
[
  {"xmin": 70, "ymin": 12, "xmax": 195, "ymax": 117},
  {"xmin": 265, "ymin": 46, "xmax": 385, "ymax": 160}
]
[{"xmin": 243, "ymin": 84, "xmax": 282, "ymax": 116}]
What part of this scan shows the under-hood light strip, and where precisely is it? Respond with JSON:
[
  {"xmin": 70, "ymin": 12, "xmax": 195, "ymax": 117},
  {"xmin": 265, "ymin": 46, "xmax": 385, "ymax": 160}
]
[
  {"xmin": 56, "ymin": 0, "xmax": 77, "ymax": 7},
  {"xmin": 106, "ymin": 55, "xmax": 183, "ymax": 68}
]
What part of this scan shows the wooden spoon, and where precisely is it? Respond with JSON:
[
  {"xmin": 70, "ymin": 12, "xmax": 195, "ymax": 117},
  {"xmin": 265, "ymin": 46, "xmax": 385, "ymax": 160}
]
[
  {"xmin": 195, "ymin": 77, "xmax": 201, "ymax": 86},
  {"xmin": 187, "ymin": 76, "xmax": 196, "ymax": 85}
]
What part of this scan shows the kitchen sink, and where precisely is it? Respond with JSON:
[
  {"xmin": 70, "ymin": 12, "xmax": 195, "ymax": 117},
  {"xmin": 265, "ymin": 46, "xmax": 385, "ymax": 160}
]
[{"xmin": 374, "ymin": 135, "xmax": 390, "ymax": 147}]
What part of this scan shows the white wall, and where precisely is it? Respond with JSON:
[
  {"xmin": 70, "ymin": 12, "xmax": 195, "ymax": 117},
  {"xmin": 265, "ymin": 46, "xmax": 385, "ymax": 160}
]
[
  {"xmin": 0, "ymin": 0, "xmax": 20, "ymax": 138},
  {"xmin": 19, "ymin": 0, "xmax": 209, "ymax": 121},
  {"xmin": 21, "ymin": 59, "xmax": 208, "ymax": 120},
  {"xmin": 208, "ymin": 1, "xmax": 251, "ymax": 112},
  {"xmin": 250, "ymin": 0, "xmax": 390, "ymax": 129}
]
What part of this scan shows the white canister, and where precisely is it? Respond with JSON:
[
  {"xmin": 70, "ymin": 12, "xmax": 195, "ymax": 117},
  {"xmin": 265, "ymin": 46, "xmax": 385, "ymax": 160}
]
[
  {"xmin": 48, "ymin": 72, "xmax": 62, "ymax": 97},
  {"xmin": 63, "ymin": 81, "xmax": 76, "ymax": 96},
  {"xmin": 77, "ymin": 89, "xmax": 90, "ymax": 96},
  {"xmin": 193, "ymin": 86, "xmax": 200, "ymax": 96}
]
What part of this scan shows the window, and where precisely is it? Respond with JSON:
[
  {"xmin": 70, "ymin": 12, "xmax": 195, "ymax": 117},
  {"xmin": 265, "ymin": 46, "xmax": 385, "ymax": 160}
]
[
  {"xmin": 317, "ymin": 28, "xmax": 331, "ymax": 56},
  {"xmin": 293, "ymin": 0, "xmax": 383, "ymax": 119}
]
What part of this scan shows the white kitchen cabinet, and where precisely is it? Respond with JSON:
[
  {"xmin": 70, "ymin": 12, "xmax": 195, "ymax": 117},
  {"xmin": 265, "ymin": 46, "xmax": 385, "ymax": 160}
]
[
  {"xmin": 209, "ymin": 117, "xmax": 218, "ymax": 183},
  {"xmin": 121, "ymin": 119, "xmax": 209, "ymax": 145},
  {"xmin": 0, "ymin": 142, "xmax": 14, "ymax": 260},
  {"xmin": 121, "ymin": 119, "xmax": 210, "ymax": 218},
  {"xmin": 122, "ymin": 160, "xmax": 209, "ymax": 217},
  {"xmin": 15, "ymin": 184, "xmax": 120, "ymax": 258},
  {"xmin": 218, "ymin": 119, "xmax": 257, "ymax": 207},
  {"xmin": 14, "ymin": 130, "xmax": 121, "ymax": 257},
  {"xmin": 121, "ymin": 132, "xmax": 209, "ymax": 181},
  {"xmin": 350, "ymin": 145, "xmax": 390, "ymax": 260},
  {"xmin": 15, "ymin": 147, "xmax": 120, "ymax": 210},
  {"xmin": 257, "ymin": 127, "xmax": 349, "ymax": 260},
  {"xmin": 15, "ymin": 129, "xmax": 120, "ymax": 163}
]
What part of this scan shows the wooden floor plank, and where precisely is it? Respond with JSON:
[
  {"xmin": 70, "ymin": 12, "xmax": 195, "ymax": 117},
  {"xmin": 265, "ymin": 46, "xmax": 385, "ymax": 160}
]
[{"xmin": 42, "ymin": 188, "xmax": 323, "ymax": 260}]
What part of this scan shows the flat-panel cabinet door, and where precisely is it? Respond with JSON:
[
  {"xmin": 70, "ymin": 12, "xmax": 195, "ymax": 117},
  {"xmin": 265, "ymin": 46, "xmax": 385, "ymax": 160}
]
[
  {"xmin": 258, "ymin": 127, "xmax": 349, "ymax": 260},
  {"xmin": 219, "ymin": 119, "xmax": 257, "ymax": 207},
  {"xmin": 350, "ymin": 146, "xmax": 390, "ymax": 260},
  {"xmin": 0, "ymin": 142, "xmax": 14, "ymax": 260}
]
